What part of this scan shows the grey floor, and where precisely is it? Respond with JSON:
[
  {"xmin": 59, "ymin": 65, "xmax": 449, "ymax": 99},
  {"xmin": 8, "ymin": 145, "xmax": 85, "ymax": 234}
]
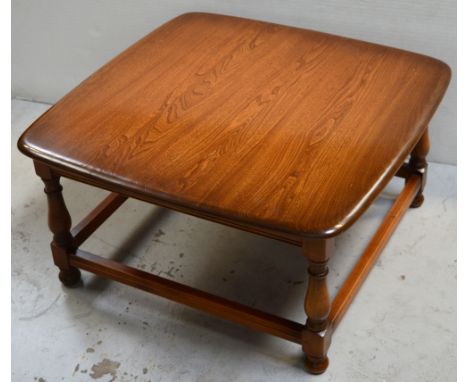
[{"xmin": 12, "ymin": 99, "xmax": 456, "ymax": 382}]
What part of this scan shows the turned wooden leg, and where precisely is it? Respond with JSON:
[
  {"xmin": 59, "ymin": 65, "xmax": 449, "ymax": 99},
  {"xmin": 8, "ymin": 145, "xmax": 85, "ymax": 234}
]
[
  {"xmin": 34, "ymin": 161, "xmax": 81, "ymax": 287},
  {"xmin": 409, "ymin": 130, "xmax": 429, "ymax": 208},
  {"xmin": 301, "ymin": 238, "xmax": 333, "ymax": 374}
]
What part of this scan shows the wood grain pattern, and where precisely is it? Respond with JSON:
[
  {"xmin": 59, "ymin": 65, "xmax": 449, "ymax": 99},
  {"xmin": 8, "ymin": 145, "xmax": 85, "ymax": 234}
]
[{"xmin": 18, "ymin": 12, "xmax": 451, "ymax": 237}]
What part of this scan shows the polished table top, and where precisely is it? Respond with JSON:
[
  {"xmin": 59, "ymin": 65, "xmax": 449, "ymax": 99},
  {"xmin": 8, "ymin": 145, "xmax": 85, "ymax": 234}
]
[{"xmin": 18, "ymin": 12, "xmax": 451, "ymax": 237}]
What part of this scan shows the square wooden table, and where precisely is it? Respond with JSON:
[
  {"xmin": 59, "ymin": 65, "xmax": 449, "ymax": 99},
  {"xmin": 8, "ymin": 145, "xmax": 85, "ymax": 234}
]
[{"xmin": 18, "ymin": 13, "xmax": 450, "ymax": 374}]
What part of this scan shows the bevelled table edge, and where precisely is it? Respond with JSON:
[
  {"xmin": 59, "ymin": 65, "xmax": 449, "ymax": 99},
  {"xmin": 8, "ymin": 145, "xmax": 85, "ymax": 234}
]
[{"xmin": 16, "ymin": 120, "xmax": 438, "ymax": 240}]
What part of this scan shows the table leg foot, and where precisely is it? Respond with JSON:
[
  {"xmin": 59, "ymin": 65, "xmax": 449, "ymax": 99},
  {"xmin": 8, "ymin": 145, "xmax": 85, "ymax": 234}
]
[
  {"xmin": 59, "ymin": 268, "xmax": 82, "ymax": 287},
  {"xmin": 305, "ymin": 355, "xmax": 329, "ymax": 375},
  {"xmin": 302, "ymin": 323, "xmax": 332, "ymax": 375},
  {"xmin": 410, "ymin": 193, "xmax": 424, "ymax": 208}
]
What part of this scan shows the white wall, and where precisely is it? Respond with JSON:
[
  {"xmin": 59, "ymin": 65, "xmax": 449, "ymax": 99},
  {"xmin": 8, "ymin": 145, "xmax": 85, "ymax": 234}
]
[{"xmin": 12, "ymin": 0, "xmax": 456, "ymax": 164}]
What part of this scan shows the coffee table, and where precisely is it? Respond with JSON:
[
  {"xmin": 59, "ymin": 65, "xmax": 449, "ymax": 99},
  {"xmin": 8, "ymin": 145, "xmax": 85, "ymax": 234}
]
[{"xmin": 17, "ymin": 13, "xmax": 450, "ymax": 374}]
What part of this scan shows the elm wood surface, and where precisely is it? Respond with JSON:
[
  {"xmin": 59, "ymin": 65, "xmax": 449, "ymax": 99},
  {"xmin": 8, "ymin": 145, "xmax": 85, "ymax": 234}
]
[{"xmin": 17, "ymin": 12, "xmax": 451, "ymax": 238}]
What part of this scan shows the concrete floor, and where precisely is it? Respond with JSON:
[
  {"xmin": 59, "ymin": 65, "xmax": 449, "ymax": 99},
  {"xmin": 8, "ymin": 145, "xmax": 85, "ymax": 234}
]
[{"xmin": 12, "ymin": 99, "xmax": 456, "ymax": 382}]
